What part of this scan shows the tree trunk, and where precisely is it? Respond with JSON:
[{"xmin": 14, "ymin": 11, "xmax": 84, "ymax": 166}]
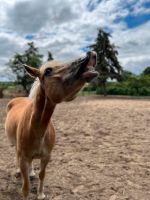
[
  {"xmin": 101, "ymin": 82, "xmax": 107, "ymax": 96},
  {"xmin": 0, "ymin": 89, "xmax": 4, "ymax": 98}
]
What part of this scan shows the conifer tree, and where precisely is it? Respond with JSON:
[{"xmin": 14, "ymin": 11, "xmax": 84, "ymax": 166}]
[
  {"xmin": 47, "ymin": 51, "xmax": 54, "ymax": 61},
  {"xmin": 90, "ymin": 29, "xmax": 122, "ymax": 94}
]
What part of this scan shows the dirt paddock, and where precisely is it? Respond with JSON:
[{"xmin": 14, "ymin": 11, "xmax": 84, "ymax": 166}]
[{"xmin": 0, "ymin": 96, "xmax": 150, "ymax": 200}]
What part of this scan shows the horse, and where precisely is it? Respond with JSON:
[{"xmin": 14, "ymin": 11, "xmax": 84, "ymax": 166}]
[{"xmin": 5, "ymin": 51, "xmax": 98, "ymax": 200}]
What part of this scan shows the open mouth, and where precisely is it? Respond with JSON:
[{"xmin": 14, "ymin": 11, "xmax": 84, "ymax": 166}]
[
  {"xmin": 78, "ymin": 51, "xmax": 99, "ymax": 82},
  {"xmin": 64, "ymin": 51, "xmax": 99, "ymax": 101}
]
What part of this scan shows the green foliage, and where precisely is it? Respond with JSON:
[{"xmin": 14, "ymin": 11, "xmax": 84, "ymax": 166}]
[
  {"xmin": 8, "ymin": 42, "xmax": 43, "ymax": 94},
  {"xmin": 142, "ymin": 66, "xmax": 150, "ymax": 75},
  {"xmin": 94, "ymin": 75, "xmax": 150, "ymax": 96},
  {"xmin": 0, "ymin": 81, "xmax": 15, "ymax": 90},
  {"xmin": 120, "ymin": 70, "xmax": 134, "ymax": 82},
  {"xmin": 96, "ymin": 87, "xmax": 104, "ymax": 95}
]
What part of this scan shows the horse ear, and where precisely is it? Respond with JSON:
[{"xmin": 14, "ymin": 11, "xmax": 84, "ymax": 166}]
[{"xmin": 23, "ymin": 64, "xmax": 40, "ymax": 78}]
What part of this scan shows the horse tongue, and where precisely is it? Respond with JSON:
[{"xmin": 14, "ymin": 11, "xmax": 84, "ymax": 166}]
[{"xmin": 82, "ymin": 70, "xmax": 99, "ymax": 79}]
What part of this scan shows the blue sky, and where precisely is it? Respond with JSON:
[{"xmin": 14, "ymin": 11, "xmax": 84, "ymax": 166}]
[{"xmin": 0, "ymin": 0, "xmax": 150, "ymax": 81}]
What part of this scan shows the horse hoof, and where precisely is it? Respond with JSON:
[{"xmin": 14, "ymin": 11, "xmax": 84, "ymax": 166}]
[
  {"xmin": 37, "ymin": 193, "xmax": 45, "ymax": 199},
  {"xmin": 15, "ymin": 171, "xmax": 21, "ymax": 178}
]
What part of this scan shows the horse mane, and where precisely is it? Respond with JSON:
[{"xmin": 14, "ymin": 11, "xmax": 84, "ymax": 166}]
[{"xmin": 29, "ymin": 78, "xmax": 40, "ymax": 99}]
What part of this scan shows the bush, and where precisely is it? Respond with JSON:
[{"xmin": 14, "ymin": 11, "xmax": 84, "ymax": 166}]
[
  {"xmin": 83, "ymin": 85, "xmax": 96, "ymax": 92},
  {"xmin": 96, "ymin": 87, "xmax": 103, "ymax": 94},
  {"xmin": 127, "ymin": 88, "xmax": 138, "ymax": 96},
  {"xmin": 96, "ymin": 84, "xmax": 150, "ymax": 96},
  {"xmin": 138, "ymin": 87, "xmax": 150, "ymax": 96},
  {"xmin": 82, "ymin": 75, "xmax": 150, "ymax": 96},
  {"xmin": 107, "ymin": 87, "xmax": 127, "ymax": 95}
]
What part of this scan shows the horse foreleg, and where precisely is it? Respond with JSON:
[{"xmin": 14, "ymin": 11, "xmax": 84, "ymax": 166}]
[
  {"xmin": 20, "ymin": 158, "xmax": 30, "ymax": 200},
  {"xmin": 37, "ymin": 157, "xmax": 49, "ymax": 200}
]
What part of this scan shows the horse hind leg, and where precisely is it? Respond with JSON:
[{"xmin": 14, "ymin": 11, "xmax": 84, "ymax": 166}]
[
  {"xmin": 15, "ymin": 153, "xmax": 21, "ymax": 178},
  {"xmin": 15, "ymin": 152, "xmax": 33, "ymax": 179},
  {"xmin": 29, "ymin": 161, "xmax": 35, "ymax": 178},
  {"xmin": 17, "ymin": 160, "xmax": 35, "ymax": 179}
]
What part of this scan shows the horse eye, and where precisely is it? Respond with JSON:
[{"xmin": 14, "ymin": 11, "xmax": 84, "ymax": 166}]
[{"xmin": 45, "ymin": 68, "xmax": 53, "ymax": 76}]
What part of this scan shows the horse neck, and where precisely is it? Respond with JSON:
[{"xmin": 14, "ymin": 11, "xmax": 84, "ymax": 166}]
[{"xmin": 31, "ymin": 84, "xmax": 56, "ymax": 133}]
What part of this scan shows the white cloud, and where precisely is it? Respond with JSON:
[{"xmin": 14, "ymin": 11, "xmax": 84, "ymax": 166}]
[
  {"xmin": 133, "ymin": 0, "xmax": 150, "ymax": 15},
  {"xmin": 112, "ymin": 21, "xmax": 150, "ymax": 73},
  {"xmin": 5, "ymin": 0, "xmax": 81, "ymax": 34}
]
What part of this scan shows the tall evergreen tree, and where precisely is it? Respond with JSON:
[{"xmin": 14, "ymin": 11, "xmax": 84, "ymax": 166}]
[
  {"xmin": 47, "ymin": 51, "xmax": 54, "ymax": 61},
  {"xmin": 142, "ymin": 66, "xmax": 150, "ymax": 75},
  {"xmin": 90, "ymin": 29, "xmax": 122, "ymax": 94},
  {"xmin": 8, "ymin": 42, "xmax": 43, "ymax": 94}
]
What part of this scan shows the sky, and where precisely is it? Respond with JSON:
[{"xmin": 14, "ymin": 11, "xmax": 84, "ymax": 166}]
[{"xmin": 0, "ymin": 0, "xmax": 150, "ymax": 81}]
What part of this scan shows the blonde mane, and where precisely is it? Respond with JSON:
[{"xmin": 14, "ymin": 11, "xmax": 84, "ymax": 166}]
[{"xmin": 29, "ymin": 78, "xmax": 40, "ymax": 99}]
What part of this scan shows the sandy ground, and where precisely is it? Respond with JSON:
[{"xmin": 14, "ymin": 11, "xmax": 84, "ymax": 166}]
[{"xmin": 0, "ymin": 96, "xmax": 150, "ymax": 200}]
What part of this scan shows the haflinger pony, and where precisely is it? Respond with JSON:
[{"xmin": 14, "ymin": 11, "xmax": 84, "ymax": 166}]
[{"xmin": 5, "ymin": 51, "xmax": 98, "ymax": 200}]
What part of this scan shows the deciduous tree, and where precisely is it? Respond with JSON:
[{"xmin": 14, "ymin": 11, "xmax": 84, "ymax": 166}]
[{"xmin": 8, "ymin": 42, "xmax": 43, "ymax": 94}]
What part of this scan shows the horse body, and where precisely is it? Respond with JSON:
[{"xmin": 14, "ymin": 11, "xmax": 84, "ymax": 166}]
[
  {"xmin": 5, "ymin": 51, "xmax": 98, "ymax": 200},
  {"xmin": 6, "ymin": 88, "xmax": 56, "ymax": 200},
  {"xmin": 6, "ymin": 97, "xmax": 55, "ymax": 157}
]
